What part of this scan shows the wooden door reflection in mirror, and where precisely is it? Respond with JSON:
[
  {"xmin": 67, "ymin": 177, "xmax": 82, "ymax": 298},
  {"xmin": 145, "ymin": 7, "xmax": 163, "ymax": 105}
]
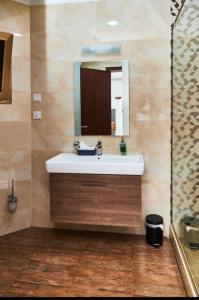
[
  {"xmin": 0, "ymin": 32, "xmax": 13, "ymax": 104},
  {"xmin": 80, "ymin": 67, "xmax": 112, "ymax": 135}
]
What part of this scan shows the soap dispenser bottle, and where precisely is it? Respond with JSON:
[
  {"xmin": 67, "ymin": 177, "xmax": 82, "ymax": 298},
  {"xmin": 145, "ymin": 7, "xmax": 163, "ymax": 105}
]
[{"xmin": 120, "ymin": 137, "xmax": 126, "ymax": 155}]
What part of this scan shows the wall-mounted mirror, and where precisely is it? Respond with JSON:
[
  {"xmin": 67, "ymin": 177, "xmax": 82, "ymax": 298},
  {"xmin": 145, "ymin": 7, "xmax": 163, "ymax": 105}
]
[
  {"xmin": 74, "ymin": 60, "xmax": 129, "ymax": 136},
  {"xmin": 0, "ymin": 32, "xmax": 13, "ymax": 104}
]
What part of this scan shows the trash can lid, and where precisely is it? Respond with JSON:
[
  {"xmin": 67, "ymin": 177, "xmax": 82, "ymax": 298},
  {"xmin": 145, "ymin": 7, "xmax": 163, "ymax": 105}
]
[{"xmin": 146, "ymin": 214, "xmax": 163, "ymax": 225}]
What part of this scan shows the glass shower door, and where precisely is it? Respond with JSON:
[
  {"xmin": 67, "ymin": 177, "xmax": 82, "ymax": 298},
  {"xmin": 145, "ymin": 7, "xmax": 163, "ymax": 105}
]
[{"xmin": 171, "ymin": 0, "xmax": 199, "ymax": 293}]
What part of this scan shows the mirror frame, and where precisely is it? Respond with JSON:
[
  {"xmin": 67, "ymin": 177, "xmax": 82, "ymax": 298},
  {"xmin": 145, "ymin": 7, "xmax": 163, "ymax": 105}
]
[
  {"xmin": 73, "ymin": 60, "xmax": 130, "ymax": 136},
  {"xmin": 0, "ymin": 32, "xmax": 13, "ymax": 104}
]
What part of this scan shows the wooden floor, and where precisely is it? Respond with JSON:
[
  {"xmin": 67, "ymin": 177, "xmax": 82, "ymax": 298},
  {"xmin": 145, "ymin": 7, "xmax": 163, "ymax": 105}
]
[{"xmin": 0, "ymin": 228, "xmax": 186, "ymax": 297}]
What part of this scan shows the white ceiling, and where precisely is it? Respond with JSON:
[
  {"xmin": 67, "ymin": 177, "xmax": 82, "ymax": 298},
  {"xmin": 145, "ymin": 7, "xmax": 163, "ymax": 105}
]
[{"xmin": 13, "ymin": 0, "xmax": 98, "ymax": 5}]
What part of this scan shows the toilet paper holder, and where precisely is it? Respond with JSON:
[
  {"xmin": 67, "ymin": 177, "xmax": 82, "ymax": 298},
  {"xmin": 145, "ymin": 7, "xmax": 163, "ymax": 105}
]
[{"xmin": 7, "ymin": 179, "xmax": 17, "ymax": 213}]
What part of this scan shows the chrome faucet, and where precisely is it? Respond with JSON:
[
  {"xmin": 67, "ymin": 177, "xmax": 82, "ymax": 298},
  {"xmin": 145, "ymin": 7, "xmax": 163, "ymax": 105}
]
[
  {"xmin": 73, "ymin": 140, "xmax": 80, "ymax": 151},
  {"xmin": 96, "ymin": 141, "xmax": 102, "ymax": 155}
]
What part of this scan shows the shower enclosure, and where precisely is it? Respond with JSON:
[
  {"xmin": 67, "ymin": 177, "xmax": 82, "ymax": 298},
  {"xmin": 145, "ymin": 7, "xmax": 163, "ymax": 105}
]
[{"xmin": 171, "ymin": 0, "xmax": 199, "ymax": 296}]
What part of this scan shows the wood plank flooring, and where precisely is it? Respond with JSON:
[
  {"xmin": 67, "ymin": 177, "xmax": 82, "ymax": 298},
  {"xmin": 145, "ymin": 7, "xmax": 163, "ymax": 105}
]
[{"xmin": 0, "ymin": 228, "xmax": 186, "ymax": 297}]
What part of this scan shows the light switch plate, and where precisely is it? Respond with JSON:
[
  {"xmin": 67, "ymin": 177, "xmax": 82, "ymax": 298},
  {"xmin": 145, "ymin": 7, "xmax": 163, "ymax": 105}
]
[
  {"xmin": 32, "ymin": 93, "xmax": 42, "ymax": 103},
  {"xmin": 33, "ymin": 111, "xmax": 42, "ymax": 120}
]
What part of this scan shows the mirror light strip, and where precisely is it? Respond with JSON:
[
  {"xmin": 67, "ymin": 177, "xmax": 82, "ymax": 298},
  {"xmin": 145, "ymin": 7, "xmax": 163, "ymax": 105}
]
[{"xmin": 82, "ymin": 44, "xmax": 121, "ymax": 56}]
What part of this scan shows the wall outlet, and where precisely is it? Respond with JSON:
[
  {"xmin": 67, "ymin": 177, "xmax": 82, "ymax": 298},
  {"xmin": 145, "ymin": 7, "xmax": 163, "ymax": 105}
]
[
  {"xmin": 32, "ymin": 93, "xmax": 42, "ymax": 103},
  {"xmin": 33, "ymin": 111, "xmax": 42, "ymax": 120}
]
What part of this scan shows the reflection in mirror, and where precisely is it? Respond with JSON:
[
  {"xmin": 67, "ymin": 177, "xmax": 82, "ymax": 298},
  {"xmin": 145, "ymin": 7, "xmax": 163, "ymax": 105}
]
[
  {"xmin": 0, "ymin": 40, "xmax": 5, "ymax": 92},
  {"xmin": 0, "ymin": 32, "xmax": 13, "ymax": 104},
  {"xmin": 74, "ymin": 60, "xmax": 129, "ymax": 136}
]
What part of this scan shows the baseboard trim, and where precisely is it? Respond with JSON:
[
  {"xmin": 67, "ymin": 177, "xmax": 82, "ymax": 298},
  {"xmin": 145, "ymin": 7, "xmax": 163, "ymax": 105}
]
[{"xmin": 170, "ymin": 224, "xmax": 198, "ymax": 297}]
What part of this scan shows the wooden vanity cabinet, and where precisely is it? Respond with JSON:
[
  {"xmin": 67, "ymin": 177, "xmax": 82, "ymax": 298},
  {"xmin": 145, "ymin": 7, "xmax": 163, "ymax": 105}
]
[{"xmin": 50, "ymin": 173, "xmax": 141, "ymax": 228}]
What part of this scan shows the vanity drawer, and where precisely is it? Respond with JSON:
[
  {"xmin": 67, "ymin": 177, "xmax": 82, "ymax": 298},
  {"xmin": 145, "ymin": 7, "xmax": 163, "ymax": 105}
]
[{"xmin": 50, "ymin": 173, "xmax": 141, "ymax": 228}]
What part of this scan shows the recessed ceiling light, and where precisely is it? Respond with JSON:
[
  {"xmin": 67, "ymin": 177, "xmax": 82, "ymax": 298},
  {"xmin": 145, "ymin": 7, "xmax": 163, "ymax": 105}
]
[{"xmin": 107, "ymin": 20, "xmax": 119, "ymax": 26}]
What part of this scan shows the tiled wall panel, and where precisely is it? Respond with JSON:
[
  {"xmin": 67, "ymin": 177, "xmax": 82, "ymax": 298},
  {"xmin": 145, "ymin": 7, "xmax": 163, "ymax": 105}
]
[
  {"xmin": 171, "ymin": 0, "xmax": 184, "ymax": 19},
  {"xmin": 172, "ymin": 0, "xmax": 199, "ymax": 234},
  {"xmin": 0, "ymin": 0, "xmax": 186, "ymax": 237},
  {"xmin": 0, "ymin": 0, "xmax": 31, "ymax": 236},
  {"xmin": 30, "ymin": 0, "xmax": 171, "ymax": 236}
]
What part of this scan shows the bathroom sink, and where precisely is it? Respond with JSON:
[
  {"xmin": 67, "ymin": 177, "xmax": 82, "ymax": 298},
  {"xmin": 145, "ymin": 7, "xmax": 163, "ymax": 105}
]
[{"xmin": 45, "ymin": 153, "xmax": 144, "ymax": 175}]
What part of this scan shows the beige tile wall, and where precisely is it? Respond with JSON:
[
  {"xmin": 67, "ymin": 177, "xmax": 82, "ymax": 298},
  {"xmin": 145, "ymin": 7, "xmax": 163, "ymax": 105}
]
[
  {"xmin": 0, "ymin": 0, "xmax": 31, "ymax": 236},
  {"xmin": 30, "ymin": 0, "xmax": 171, "ymax": 236},
  {"xmin": 172, "ymin": 0, "xmax": 199, "ymax": 236}
]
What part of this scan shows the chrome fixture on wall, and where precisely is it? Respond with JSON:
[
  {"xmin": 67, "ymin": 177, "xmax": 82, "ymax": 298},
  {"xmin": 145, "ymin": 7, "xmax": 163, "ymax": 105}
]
[
  {"xmin": 81, "ymin": 44, "xmax": 121, "ymax": 56},
  {"xmin": 7, "ymin": 179, "xmax": 17, "ymax": 213}
]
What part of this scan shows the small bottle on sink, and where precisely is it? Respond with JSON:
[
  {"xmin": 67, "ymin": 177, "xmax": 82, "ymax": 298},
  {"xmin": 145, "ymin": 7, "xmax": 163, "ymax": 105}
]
[{"xmin": 120, "ymin": 137, "xmax": 126, "ymax": 155}]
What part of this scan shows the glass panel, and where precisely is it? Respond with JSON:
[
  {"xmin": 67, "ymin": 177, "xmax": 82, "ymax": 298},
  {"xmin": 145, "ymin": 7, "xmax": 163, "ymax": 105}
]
[{"xmin": 172, "ymin": 0, "xmax": 199, "ymax": 292}]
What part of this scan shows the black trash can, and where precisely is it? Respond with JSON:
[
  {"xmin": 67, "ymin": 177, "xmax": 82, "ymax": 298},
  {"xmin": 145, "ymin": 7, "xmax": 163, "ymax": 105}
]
[{"xmin": 146, "ymin": 214, "xmax": 164, "ymax": 248}]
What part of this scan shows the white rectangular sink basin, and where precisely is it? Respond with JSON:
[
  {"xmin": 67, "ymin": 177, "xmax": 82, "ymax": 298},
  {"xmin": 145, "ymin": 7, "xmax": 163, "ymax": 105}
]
[{"xmin": 45, "ymin": 153, "xmax": 144, "ymax": 175}]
